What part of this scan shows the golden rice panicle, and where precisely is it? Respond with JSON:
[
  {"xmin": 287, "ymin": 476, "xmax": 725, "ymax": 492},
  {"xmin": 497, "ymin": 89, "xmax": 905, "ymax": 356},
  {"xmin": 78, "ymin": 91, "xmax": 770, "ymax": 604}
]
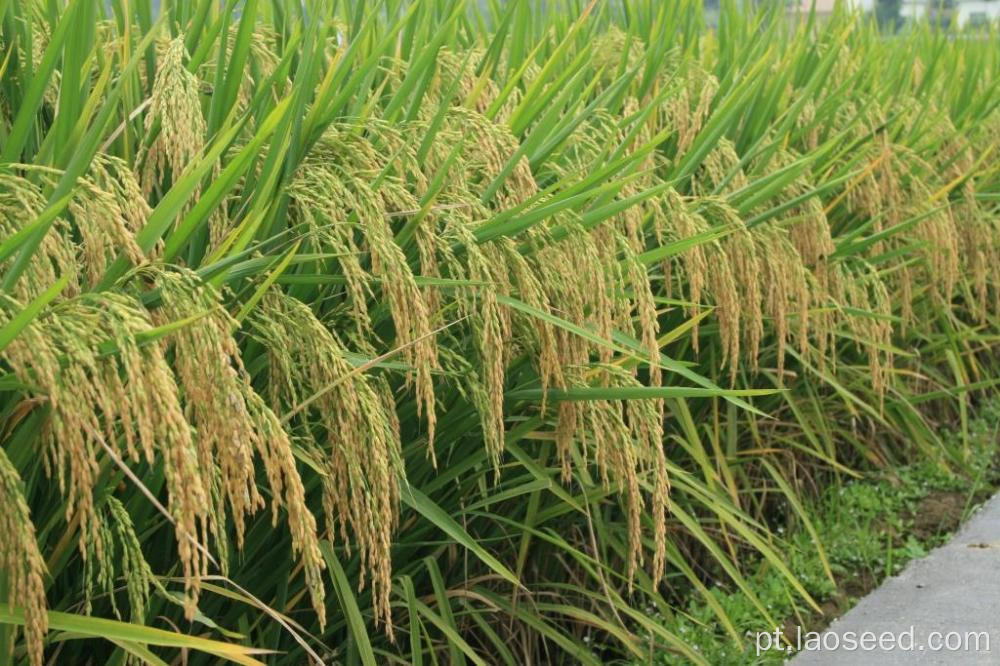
[
  {"xmin": 666, "ymin": 64, "xmax": 719, "ymax": 154},
  {"xmin": 290, "ymin": 125, "xmax": 440, "ymax": 453},
  {"xmin": 233, "ymin": 25, "xmax": 283, "ymax": 113},
  {"xmin": 841, "ymin": 262, "xmax": 894, "ymax": 402},
  {"xmin": 533, "ymin": 109, "xmax": 658, "ymax": 375},
  {"xmin": 605, "ymin": 101, "xmax": 663, "ymax": 385},
  {"xmin": 152, "ymin": 267, "xmax": 327, "ymax": 621},
  {"xmin": 244, "ymin": 389, "xmax": 328, "ymax": 627},
  {"xmin": 659, "ymin": 189, "xmax": 710, "ymax": 350},
  {"xmin": 440, "ymin": 221, "xmax": 513, "ymax": 467},
  {"xmin": 615, "ymin": 366, "xmax": 669, "ymax": 585},
  {"xmin": 105, "ymin": 496, "xmax": 160, "ymax": 622},
  {"xmin": 914, "ymin": 200, "xmax": 960, "ymax": 307},
  {"xmin": 290, "ymin": 185, "xmax": 376, "ymax": 344},
  {"xmin": 0, "ymin": 173, "xmax": 78, "ymax": 301},
  {"xmin": 152, "ymin": 269, "xmax": 263, "ymax": 547},
  {"xmin": 359, "ymin": 192, "xmax": 438, "ymax": 452},
  {"xmin": 695, "ymin": 199, "xmax": 762, "ymax": 380},
  {"xmin": 590, "ymin": 26, "xmax": 644, "ymax": 82},
  {"xmin": 697, "ymin": 138, "xmax": 748, "ymax": 194},
  {"xmin": 584, "ymin": 99, "xmax": 663, "ymax": 330},
  {"xmin": 562, "ymin": 366, "xmax": 669, "ymax": 586},
  {"xmin": 621, "ymin": 229, "xmax": 662, "ymax": 384},
  {"xmin": 414, "ymin": 217, "xmax": 445, "ymax": 314},
  {"xmin": 104, "ymin": 293, "xmax": 213, "ymax": 619},
  {"xmin": 911, "ymin": 55, "xmax": 926, "ymax": 88},
  {"xmin": 1, "ymin": 290, "xmax": 213, "ymax": 619},
  {"xmin": 814, "ymin": 263, "xmax": 847, "ymax": 372},
  {"xmin": 874, "ymin": 135, "xmax": 905, "ymax": 228},
  {"xmin": 252, "ymin": 291, "xmax": 401, "ymax": 633},
  {"xmin": 765, "ymin": 155, "xmax": 837, "ymax": 363},
  {"xmin": 28, "ymin": 22, "xmax": 60, "ymax": 108},
  {"xmin": 13, "ymin": 157, "xmax": 147, "ymax": 286},
  {"xmin": 90, "ymin": 154, "xmax": 154, "ymax": 250},
  {"xmin": 896, "ymin": 150, "xmax": 961, "ymax": 307},
  {"xmin": 933, "ymin": 126, "xmax": 993, "ymax": 319},
  {"xmin": 858, "ymin": 121, "xmax": 960, "ymax": 313},
  {"xmin": 728, "ymin": 227, "xmax": 763, "ymax": 376},
  {"xmin": 423, "ymin": 200, "xmax": 554, "ymax": 468},
  {"xmin": 537, "ymin": 262, "xmax": 594, "ymax": 481},
  {"xmin": 497, "ymin": 236, "xmax": 565, "ymax": 415},
  {"xmin": 414, "ymin": 110, "xmax": 550, "ymax": 437},
  {"xmin": 581, "ymin": 212, "xmax": 661, "ymax": 386},
  {"xmin": 0, "ymin": 448, "xmax": 47, "ymax": 666},
  {"xmin": 83, "ymin": 495, "xmax": 162, "ymax": 623},
  {"xmin": 593, "ymin": 226, "xmax": 631, "ymax": 359},
  {"xmin": 491, "ymin": 198, "xmax": 669, "ymax": 580},
  {"xmin": 436, "ymin": 48, "xmax": 504, "ymax": 116},
  {"xmin": 686, "ymin": 143, "xmax": 768, "ymax": 379},
  {"xmin": 772, "ymin": 150, "xmax": 835, "ymax": 269},
  {"xmin": 958, "ymin": 207, "xmax": 1000, "ymax": 321},
  {"xmin": 755, "ymin": 227, "xmax": 817, "ymax": 378},
  {"xmin": 651, "ymin": 433, "xmax": 670, "ymax": 585},
  {"xmin": 797, "ymin": 98, "xmax": 821, "ymax": 151},
  {"xmin": 69, "ymin": 159, "xmax": 148, "ymax": 285},
  {"xmin": 412, "ymin": 175, "xmax": 554, "ymax": 470},
  {"xmin": 447, "ymin": 106, "xmax": 539, "ymax": 208},
  {"xmin": 140, "ymin": 37, "xmax": 206, "ymax": 196},
  {"xmin": 83, "ymin": 510, "xmax": 115, "ymax": 616},
  {"xmin": 190, "ymin": 23, "xmax": 283, "ymax": 122},
  {"xmin": 564, "ymin": 221, "xmax": 619, "ymax": 353},
  {"xmin": 966, "ymin": 111, "xmax": 1000, "ymax": 317}
]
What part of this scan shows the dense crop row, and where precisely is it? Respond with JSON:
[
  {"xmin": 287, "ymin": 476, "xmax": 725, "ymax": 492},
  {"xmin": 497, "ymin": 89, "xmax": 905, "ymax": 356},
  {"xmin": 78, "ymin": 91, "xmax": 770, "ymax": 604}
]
[{"xmin": 0, "ymin": 1, "xmax": 998, "ymax": 663}]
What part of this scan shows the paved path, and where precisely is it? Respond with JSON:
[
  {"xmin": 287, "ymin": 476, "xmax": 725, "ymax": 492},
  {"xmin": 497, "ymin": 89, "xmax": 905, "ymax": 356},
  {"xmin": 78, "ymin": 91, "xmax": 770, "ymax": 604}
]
[{"xmin": 791, "ymin": 493, "xmax": 1000, "ymax": 664}]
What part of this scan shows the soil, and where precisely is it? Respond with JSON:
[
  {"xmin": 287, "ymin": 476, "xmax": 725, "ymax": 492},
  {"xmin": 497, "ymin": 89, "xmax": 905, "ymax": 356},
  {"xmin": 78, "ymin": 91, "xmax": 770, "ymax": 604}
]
[
  {"xmin": 779, "ymin": 491, "xmax": 972, "ymax": 639},
  {"xmin": 764, "ymin": 429, "xmax": 1000, "ymax": 657},
  {"xmin": 910, "ymin": 491, "xmax": 966, "ymax": 540}
]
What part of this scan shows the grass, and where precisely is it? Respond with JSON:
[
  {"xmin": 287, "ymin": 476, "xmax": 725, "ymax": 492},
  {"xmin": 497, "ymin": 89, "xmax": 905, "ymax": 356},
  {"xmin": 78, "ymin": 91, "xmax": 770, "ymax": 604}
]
[
  {"xmin": 651, "ymin": 397, "xmax": 1000, "ymax": 664},
  {"xmin": 0, "ymin": 0, "xmax": 997, "ymax": 664}
]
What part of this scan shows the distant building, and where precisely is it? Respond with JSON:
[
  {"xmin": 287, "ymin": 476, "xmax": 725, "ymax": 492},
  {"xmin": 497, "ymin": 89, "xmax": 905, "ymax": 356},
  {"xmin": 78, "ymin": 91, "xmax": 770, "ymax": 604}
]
[
  {"xmin": 901, "ymin": 0, "xmax": 1000, "ymax": 25},
  {"xmin": 955, "ymin": 0, "xmax": 1000, "ymax": 25},
  {"xmin": 901, "ymin": 0, "xmax": 928, "ymax": 21},
  {"xmin": 789, "ymin": 0, "xmax": 875, "ymax": 17},
  {"xmin": 787, "ymin": 0, "xmax": 998, "ymax": 25}
]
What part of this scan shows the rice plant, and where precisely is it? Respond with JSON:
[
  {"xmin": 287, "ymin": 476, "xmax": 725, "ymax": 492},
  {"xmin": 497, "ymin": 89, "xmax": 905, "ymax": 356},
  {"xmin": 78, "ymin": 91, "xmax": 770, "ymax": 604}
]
[{"xmin": 0, "ymin": 0, "xmax": 997, "ymax": 663}]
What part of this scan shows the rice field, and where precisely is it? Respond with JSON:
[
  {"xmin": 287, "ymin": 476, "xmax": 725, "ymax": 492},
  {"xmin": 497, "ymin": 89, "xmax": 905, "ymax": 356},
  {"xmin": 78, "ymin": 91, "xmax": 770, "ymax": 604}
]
[{"xmin": 0, "ymin": 0, "xmax": 998, "ymax": 664}]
